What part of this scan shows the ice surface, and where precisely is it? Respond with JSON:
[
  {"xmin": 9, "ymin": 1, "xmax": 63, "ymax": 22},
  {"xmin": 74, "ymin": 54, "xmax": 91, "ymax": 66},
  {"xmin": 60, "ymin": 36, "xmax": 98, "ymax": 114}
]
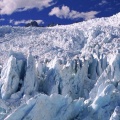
[
  {"xmin": 110, "ymin": 106, "xmax": 120, "ymax": 120},
  {"xmin": 24, "ymin": 52, "xmax": 38, "ymax": 95},
  {"xmin": 0, "ymin": 13, "xmax": 120, "ymax": 120},
  {"xmin": 1, "ymin": 56, "xmax": 20, "ymax": 99},
  {"xmin": 5, "ymin": 94, "xmax": 84, "ymax": 120}
]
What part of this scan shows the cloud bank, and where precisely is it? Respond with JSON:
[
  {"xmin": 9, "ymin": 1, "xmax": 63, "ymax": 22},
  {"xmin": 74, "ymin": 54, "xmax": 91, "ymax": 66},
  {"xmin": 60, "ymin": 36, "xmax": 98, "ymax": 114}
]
[
  {"xmin": 0, "ymin": 0, "xmax": 55, "ymax": 15},
  {"xmin": 49, "ymin": 5, "xmax": 99, "ymax": 20},
  {"xmin": 10, "ymin": 19, "xmax": 44, "ymax": 25}
]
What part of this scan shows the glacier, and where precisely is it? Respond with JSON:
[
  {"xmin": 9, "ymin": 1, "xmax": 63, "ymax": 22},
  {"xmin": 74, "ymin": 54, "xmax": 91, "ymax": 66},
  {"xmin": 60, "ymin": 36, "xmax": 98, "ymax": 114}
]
[{"xmin": 0, "ymin": 13, "xmax": 120, "ymax": 120}]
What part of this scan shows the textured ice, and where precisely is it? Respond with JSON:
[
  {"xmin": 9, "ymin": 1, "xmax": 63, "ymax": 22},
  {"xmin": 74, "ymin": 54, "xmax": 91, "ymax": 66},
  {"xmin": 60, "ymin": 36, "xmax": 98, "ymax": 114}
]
[
  {"xmin": 5, "ymin": 94, "xmax": 84, "ymax": 120},
  {"xmin": 0, "ymin": 13, "xmax": 120, "ymax": 120}
]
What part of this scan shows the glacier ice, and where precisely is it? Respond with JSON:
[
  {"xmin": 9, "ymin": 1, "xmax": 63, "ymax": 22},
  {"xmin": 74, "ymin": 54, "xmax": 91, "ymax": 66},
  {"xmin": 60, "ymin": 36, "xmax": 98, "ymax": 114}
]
[
  {"xmin": 0, "ymin": 13, "xmax": 120, "ymax": 120},
  {"xmin": 110, "ymin": 106, "xmax": 120, "ymax": 120},
  {"xmin": 5, "ymin": 94, "xmax": 84, "ymax": 120},
  {"xmin": 1, "ymin": 56, "xmax": 20, "ymax": 100},
  {"xmin": 24, "ymin": 51, "xmax": 38, "ymax": 95}
]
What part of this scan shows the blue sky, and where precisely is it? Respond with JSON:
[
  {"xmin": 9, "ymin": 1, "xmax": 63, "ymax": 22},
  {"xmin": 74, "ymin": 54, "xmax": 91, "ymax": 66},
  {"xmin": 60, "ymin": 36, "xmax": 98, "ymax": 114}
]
[{"xmin": 0, "ymin": 0, "xmax": 120, "ymax": 26}]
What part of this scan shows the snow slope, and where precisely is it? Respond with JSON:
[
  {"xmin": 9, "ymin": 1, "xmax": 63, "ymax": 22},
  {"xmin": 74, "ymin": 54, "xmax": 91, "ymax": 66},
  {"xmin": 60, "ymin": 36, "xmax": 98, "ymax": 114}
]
[{"xmin": 0, "ymin": 13, "xmax": 120, "ymax": 120}]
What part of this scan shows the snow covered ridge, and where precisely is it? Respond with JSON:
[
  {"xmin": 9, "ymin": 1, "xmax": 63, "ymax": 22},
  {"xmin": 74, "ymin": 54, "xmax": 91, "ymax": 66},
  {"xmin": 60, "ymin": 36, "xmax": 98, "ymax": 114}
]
[
  {"xmin": 0, "ymin": 12, "xmax": 120, "ymax": 64},
  {"xmin": 0, "ymin": 13, "xmax": 120, "ymax": 119}
]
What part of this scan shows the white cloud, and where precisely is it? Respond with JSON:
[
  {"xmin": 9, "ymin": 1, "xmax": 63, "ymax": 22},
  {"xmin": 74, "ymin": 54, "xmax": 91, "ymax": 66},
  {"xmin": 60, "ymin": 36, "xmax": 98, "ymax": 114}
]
[
  {"xmin": 0, "ymin": 0, "xmax": 55, "ymax": 15},
  {"xmin": 0, "ymin": 18, "xmax": 5, "ymax": 21},
  {"xmin": 9, "ymin": 19, "xmax": 14, "ymax": 23},
  {"xmin": 99, "ymin": 0, "xmax": 108, "ymax": 6},
  {"xmin": 10, "ymin": 19, "xmax": 44, "ymax": 25},
  {"xmin": 49, "ymin": 5, "xmax": 99, "ymax": 20}
]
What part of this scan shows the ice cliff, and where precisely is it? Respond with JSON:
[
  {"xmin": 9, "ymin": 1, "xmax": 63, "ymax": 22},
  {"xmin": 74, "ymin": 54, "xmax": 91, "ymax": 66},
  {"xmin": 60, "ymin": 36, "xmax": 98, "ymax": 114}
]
[{"xmin": 0, "ymin": 13, "xmax": 120, "ymax": 120}]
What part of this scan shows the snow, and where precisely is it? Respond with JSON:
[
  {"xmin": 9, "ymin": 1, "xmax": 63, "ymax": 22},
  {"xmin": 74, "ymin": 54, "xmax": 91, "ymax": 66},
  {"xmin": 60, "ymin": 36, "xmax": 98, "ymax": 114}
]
[
  {"xmin": 24, "ymin": 52, "xmax": 38, "ymax": 95},
  {"xmin": 0, "ymin": 12, "xmax": 120, "ymax": 119},
  {"xmin": 110, "ymin": 106, "xmax": 120, "ymax": 120},
  {"xmin": 5, "ymin": 94, "xmax": 84, "ymax": 120},
  {"xmin": 1, "ymin": 55, "xmax": 20, "ymax": 100}
]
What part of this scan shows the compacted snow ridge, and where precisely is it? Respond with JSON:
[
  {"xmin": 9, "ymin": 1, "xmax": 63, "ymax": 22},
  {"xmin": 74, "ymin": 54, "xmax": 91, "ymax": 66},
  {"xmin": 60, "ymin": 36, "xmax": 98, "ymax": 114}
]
[{"xmin": 0, "ymin": 13, "xmax": 120, "ymax": 120}]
